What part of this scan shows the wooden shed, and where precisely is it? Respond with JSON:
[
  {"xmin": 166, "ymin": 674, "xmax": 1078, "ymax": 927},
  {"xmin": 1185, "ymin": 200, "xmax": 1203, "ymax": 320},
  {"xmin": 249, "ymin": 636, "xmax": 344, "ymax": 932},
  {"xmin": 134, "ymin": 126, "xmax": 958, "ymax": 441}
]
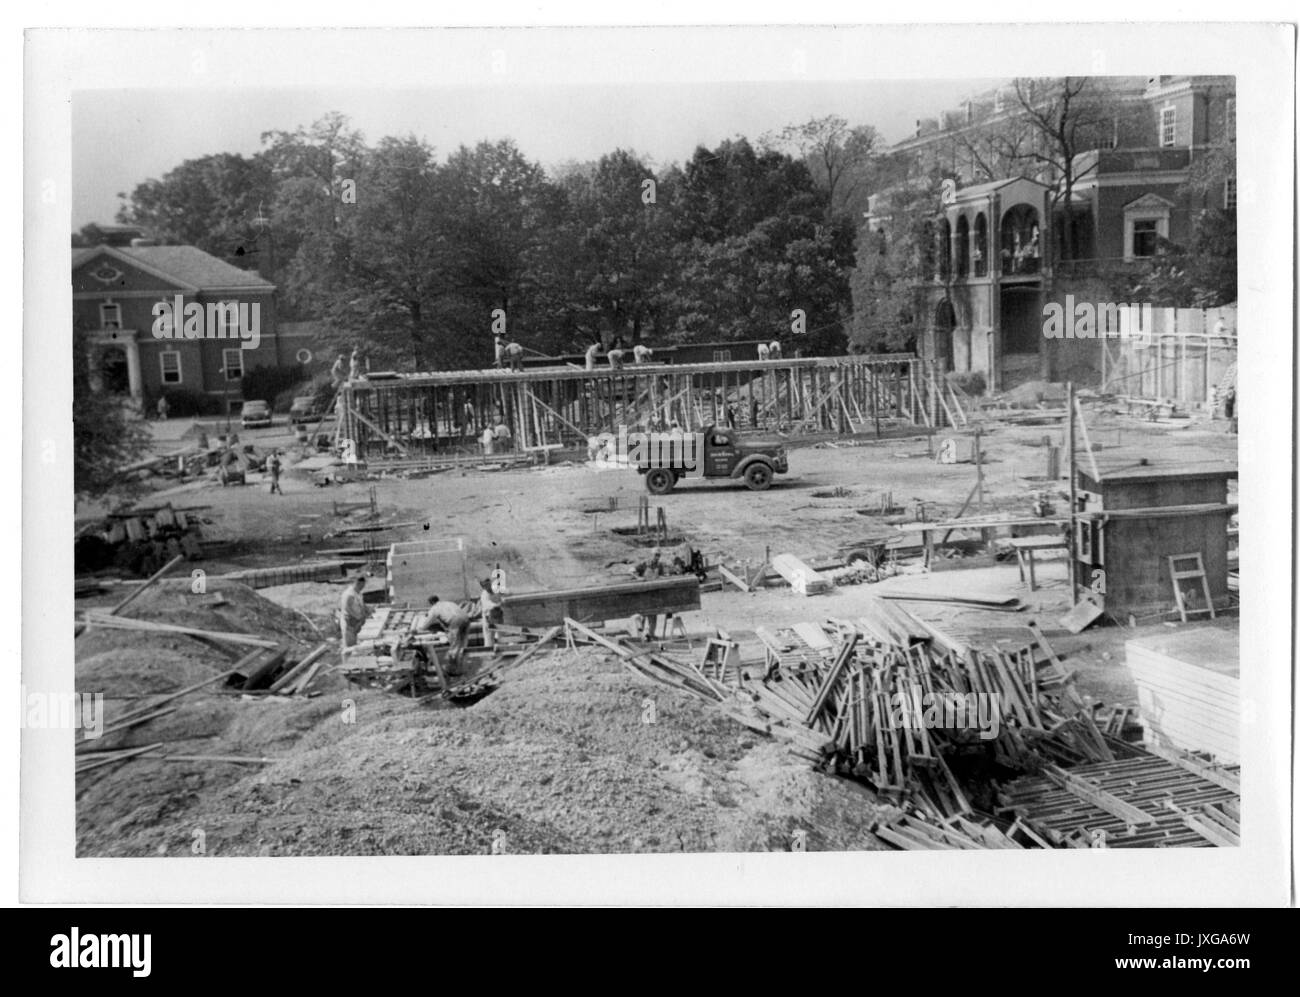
[{"xmin": 1073, "ymin": 461, "xmax": 1236, "ymax": 622}]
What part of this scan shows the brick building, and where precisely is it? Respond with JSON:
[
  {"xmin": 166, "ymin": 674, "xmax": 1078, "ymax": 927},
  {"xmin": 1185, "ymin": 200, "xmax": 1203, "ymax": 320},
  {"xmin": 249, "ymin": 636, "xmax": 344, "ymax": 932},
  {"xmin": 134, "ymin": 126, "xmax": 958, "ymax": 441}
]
[
  {"xmin": 866, "ymin": 76, "xmax": 1236, "ymax": 390},
  {"xmin": 73, "ymin": 243, "xmax": 284, "ymax": 406}
]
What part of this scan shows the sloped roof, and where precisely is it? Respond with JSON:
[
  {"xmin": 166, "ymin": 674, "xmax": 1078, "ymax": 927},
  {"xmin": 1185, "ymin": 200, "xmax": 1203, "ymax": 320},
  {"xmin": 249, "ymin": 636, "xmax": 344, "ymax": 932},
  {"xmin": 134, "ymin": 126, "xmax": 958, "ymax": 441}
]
[{"xmin": 72, "ymin": 244, "xmax": 274, "ymax": 291}]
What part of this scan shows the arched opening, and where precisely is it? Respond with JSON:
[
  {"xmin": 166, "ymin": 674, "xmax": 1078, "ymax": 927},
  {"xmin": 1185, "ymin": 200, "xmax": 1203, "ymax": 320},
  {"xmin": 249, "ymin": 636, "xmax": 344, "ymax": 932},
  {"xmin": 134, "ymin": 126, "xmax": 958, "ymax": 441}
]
[
  {"xmin": 933, "ymin": 299, "xmax": 956, "ymax": 373},
  {"xmin": 973, "ymin": 213, "xmax": 988, "ymax": 276},
  {"xmin": 97, "ymin": 345, "xmax": 130, "ymax": 394},
  {"xmin": 937, "ymin": 218, "xmax": 952, "ymax": 280},
  {"xmin": 955, "ymin": 216, "xmax": 970, "ymax": 277},
  {"xmin": 1000, "ymin": 204, "xmax": 1041, "ymax": 275}
]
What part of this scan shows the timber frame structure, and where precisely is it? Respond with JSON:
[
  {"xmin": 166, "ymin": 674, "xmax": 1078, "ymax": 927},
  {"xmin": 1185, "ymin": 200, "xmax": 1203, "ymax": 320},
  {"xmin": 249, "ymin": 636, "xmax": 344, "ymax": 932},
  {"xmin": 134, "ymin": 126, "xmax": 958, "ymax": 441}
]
[{"xmin": 335, "ymin": 354, "xmax": 961, "ymax": 465}]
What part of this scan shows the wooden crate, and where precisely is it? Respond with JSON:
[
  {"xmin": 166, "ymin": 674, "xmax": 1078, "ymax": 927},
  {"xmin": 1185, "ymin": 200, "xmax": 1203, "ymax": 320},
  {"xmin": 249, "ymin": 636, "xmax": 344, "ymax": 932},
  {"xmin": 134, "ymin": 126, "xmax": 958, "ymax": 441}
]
[{"xmin": 1127, "ymin": 627, "xmax": 1238, "ymax": 764}]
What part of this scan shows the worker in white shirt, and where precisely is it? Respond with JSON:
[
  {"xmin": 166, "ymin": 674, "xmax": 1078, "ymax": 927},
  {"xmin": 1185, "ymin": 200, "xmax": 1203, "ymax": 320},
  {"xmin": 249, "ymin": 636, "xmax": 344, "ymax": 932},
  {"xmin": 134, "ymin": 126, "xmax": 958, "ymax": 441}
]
[
  {"xmin": 480, "ymin": 425, "xmax": 496, "ymax": 456},
  {"xmin": 757, "ymin": 342, "xmax": 770, "ymax": 361},
  {"xmin": 339, "ymin": 576, "xmax": 368, "ymax": 651},
  {"xmin": 478, "ymin": 577, "xmax": 504, "ymax": 651},
  {"xmin": 768, "ymin": 340, "xmax": 782, "ymax": 360},
  {"xmin": 607, "ymin": 347, "xmax": 626, "ymax": 370},
  {"xmin": 584, "ymin": 341, "xmax": 603, "ymax": 370},
  {"xmin": 413, "ymin": 595, "xmax": 473, "ymax": 675},
  {"xmin": 632, "ymin": 344, "xmax": 654, "ymax": 364}
]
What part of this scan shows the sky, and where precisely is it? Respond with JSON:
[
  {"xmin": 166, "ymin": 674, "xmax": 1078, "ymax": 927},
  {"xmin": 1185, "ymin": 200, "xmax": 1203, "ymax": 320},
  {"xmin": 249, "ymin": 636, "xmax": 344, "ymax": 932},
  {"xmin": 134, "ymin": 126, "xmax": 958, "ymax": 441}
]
[{"xmin": 72, "ymin": 78, "xmax": 998, "ymax": 229}]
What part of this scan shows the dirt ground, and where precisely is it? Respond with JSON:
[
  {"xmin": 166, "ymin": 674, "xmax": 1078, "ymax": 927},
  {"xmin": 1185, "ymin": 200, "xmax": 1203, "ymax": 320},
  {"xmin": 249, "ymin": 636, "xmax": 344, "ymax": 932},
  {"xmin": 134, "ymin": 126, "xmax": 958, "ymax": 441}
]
[{"xmin": 74, "ymin": 404, "xmax": 1239, "ymax": 855}]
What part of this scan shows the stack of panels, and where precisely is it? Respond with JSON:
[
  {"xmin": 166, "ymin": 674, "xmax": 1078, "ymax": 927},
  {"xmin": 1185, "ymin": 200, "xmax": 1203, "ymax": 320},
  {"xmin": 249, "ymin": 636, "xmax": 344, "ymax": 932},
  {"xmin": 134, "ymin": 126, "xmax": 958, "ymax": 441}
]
[
  {"xmin": 1126, "ymin": 628, "xmax": 1238, "ymax": 764},
  {"xmin": 386, "ymin": 538, "xmax": 469, "ymax": 605}
]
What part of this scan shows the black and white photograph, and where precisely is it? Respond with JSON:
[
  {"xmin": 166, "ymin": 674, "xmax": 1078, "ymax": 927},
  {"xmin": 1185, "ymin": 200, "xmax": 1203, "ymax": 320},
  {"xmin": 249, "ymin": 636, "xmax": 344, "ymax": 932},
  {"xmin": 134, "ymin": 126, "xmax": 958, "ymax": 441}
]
[{"xmin": 19, "ymin": 16, "xmax": 1294, "ymax": 906}]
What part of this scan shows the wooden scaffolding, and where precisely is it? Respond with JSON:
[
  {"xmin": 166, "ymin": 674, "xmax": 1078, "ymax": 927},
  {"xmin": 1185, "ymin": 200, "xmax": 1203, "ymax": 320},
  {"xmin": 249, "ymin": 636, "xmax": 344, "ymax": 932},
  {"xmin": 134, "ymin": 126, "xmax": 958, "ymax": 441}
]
[{"xmin": 335, "ymin": 353, "xmax": 950, "ymax": 464}]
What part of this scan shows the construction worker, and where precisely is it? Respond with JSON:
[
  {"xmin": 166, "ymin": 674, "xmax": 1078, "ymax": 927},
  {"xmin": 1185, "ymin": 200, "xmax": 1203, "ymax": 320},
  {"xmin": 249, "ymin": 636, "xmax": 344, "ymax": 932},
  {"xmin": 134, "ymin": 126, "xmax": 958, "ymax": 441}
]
[
  {"xmin": 768, "ymin": 340, "xmax": 782, "ymax": 360},
  {"xmin": 414, "ymin": 595, "xmax": 472, "ymax": 674},
  {"xmin": 331, "ymin": 354, "xmax": 346, "ymax": 386},
  {"xmin": 478, "ymin": 577, "xmax": 504, "ymax": 651},
  {"xmin": 339, "ymin": 576, "xmax": 368, "ymax": 651},
  {"xmin": 480, "ymin": 425, "xmax": 496, "ymax": 456},
  {"xmin": 632, "ymin": 344, "xmax": 654, "ymax": 364},
  {"xmin": 607, "ymin": 347, "xmax": 626, "ymax": 370},
  {"xmin": 267, "ymin": 451, "xmax": 283, "ymax": 495},
  {"xmin": 502, "ymin": 342, "xmax": 526, "ymax": 372},
  {"xmin": 585, "ymin": 341, "xmax": 603, "ymax": 370},
  {"xmin": 757, "ymin": 342, "xmax": 770, "ymax": 361},
  {"xmin": 349, "ymin": 348, "xmax": 361, "ymax": 381},
  {"xmin": 156, "ymin": 395, "xmax": 169, "ymax": 421}
]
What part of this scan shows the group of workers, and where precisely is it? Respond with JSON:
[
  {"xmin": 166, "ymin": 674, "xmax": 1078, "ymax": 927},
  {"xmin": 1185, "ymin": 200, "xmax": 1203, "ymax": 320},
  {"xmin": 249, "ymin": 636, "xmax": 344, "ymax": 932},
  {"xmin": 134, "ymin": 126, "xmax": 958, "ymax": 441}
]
[
  {"xmin": 338, "ymin": 573, "xmax": 506, "ymax": 690},
  {"xmin": 493, "ymin": 333, "xmax": 789, "ymax": 373}
]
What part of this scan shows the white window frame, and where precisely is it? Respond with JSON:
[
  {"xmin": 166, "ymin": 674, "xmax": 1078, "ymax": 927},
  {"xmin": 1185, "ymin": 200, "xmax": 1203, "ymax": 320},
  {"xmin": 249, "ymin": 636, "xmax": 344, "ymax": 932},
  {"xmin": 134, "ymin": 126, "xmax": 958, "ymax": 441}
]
[
  {"xmin": 222, "ymin": 347, "xmax": 244, "ymax": 381},
  {"xmin": 712, "ymin": 350, "xmax": 732, "ymax": 364},
  {"xmin": 1123, "ymin": 199, "xmax": 1172, "ymax": 261},
  {"xmin": 100, "ymin": 300, "xmax": 122, "ymax": 329},
  {"xmin": 159, "ymin": 351, "xmax": 182, "ymax": 384},
  {"xmin": 1159, "ymin": 105, "xmax": 1177, "ymax": 147}
]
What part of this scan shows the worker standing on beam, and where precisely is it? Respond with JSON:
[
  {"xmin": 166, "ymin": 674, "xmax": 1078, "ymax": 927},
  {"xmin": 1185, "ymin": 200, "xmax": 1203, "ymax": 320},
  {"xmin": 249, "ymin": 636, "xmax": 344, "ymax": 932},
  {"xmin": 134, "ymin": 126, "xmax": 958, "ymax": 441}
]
[
  {"xmin": 757, "ymin": 342, "xmax": 770, "ymax": 361},
  {"xmin": 768, "ymin": 340, "xmax": 782, "ymax": 360},
  {"xmin": 503, "ymin": 342, "xmax": 526, "ymax": 372},
  {"xmin": 339, "ymin": 576, "xmax": 368, "ymax": 652},
  {"xmin": 585, "ymin": 341, "xmax": 603, "ymax": 370}
]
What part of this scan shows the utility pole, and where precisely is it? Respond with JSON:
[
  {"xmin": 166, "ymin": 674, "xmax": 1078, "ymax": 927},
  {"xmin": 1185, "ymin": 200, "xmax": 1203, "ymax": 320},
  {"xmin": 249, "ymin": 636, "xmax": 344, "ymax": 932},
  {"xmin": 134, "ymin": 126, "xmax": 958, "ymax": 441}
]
[{"xmin": 1066, "ymin": 381, "xmax": 1078, "ymax": 606}]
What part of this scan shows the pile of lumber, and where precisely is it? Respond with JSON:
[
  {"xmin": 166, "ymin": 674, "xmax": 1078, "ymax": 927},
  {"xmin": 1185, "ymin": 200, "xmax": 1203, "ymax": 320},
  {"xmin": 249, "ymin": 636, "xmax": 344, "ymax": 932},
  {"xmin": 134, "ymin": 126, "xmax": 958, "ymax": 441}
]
[{"xmin": 998, "ymin": 751, "xmax": 1240, "ymax": 848}]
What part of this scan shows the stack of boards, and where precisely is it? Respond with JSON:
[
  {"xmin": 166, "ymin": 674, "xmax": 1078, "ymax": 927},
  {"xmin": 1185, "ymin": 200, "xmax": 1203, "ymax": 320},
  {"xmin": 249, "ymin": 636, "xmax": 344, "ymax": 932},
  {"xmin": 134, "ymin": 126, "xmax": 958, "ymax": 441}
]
[{"xmin": 1126, "ymin": 627, "xmax": 1238, "ymax": 764}]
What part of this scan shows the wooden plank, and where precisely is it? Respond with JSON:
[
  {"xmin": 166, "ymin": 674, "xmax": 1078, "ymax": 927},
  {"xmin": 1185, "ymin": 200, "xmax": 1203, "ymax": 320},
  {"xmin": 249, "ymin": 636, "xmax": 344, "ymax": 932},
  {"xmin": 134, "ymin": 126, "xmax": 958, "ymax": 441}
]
[
  {"xmin": 770, "ymin": 554, "xmax": 832, "ymax": 596},
  {"xmin": 107, "ymin": 554, "xmax": 186, "ymax": 616},
  {"xmin": 268, "ymin": 643, "xmax": 332, "ymax": 693},
  {"xmin": 1043, "ymin": 764, "xmax": 1155, "ymax": 826},
  {"xmin": 502, "ymin": 576, "xmax": 700, "ymax": 627}
]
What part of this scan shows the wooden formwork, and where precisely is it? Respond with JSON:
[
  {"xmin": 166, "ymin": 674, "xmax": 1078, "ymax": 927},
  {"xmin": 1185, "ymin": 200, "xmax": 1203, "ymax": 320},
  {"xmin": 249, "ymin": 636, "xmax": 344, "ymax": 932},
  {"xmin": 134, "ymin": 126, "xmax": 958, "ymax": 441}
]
[{"xmin": 335, "ymin": 354, "xmax": 944, "ymax": 463}]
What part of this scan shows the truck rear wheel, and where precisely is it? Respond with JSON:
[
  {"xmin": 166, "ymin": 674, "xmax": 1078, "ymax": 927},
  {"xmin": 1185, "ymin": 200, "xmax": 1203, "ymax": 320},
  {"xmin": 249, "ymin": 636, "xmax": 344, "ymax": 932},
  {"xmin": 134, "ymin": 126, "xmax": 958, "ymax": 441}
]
[
  {"xmin": 744, "ymin": 463, "xmax": 773, "ymax": 491},
  {"xmin": 645, "ymin": 468, "xmax": 676, "ymax": 495}
]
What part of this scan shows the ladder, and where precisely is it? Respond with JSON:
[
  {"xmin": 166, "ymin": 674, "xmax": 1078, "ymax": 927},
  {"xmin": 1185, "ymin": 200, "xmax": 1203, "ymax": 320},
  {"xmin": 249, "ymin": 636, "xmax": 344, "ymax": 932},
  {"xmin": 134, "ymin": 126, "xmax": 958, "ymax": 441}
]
[{"xmin": 1168, "ymin": 552, "xmax": 1216, "ymax": 622}]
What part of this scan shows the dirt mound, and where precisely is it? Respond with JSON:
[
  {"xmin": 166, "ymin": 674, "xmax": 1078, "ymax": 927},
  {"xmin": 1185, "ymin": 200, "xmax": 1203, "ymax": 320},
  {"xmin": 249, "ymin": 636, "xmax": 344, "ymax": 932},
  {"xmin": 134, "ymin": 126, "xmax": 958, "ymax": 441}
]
[{"xmin": 78, "ymin": 644, "xmax": 891, "ymax": 857}]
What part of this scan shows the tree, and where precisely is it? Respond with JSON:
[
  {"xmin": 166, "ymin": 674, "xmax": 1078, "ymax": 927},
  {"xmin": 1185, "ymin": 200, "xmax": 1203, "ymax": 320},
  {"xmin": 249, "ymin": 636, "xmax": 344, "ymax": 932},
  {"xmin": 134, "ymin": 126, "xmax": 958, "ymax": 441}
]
[
  {"xmin": 762, "ymin": 115, "xmax": 882, "ymax": 222},
  {"xmin": 72, "ymin": 327, "xmax": 150, "ymax": 499},
  {"xmin": 115, "ymin": 153, "xmax": 276, "ymax": 263},
  {"xmin": 850, "ymin": 175, "xmax": 940, "ymax": 352},
  {"xmin": 1003, "ymin": 77, "xmax": 1137, "ymax": 260}
]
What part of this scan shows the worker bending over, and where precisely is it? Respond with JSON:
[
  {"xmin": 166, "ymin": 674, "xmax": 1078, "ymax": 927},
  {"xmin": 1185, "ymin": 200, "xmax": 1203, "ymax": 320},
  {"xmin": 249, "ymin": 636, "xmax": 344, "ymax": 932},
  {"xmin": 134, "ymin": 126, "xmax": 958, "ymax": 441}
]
[
  {"xmin": 413, "ymin": 594, "xmax": 473, "ymax": 676},
  {"xmin": 632, "ymin": 344, "xmax": 654, "ymax": 364}
]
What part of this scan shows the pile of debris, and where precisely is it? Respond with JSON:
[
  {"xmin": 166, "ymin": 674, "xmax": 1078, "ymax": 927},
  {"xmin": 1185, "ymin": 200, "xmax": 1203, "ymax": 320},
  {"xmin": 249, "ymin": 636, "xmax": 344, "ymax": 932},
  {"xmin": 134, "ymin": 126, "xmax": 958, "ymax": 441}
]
[
  {"xmin": 561, "ymin": 596, "xmax": 1230, "ymax": 851},
  {"xmin": 74, "ymin": 503, "xmax": 207, "ymax": 577}
]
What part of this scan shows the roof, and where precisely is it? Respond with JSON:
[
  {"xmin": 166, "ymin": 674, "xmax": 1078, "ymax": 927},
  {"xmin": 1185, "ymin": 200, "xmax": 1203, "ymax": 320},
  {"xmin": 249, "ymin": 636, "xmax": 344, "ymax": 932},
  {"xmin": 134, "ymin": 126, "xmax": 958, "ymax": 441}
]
[
  {"xmin": 1081, "ymin": 460, "xmax": 1237, "ymax": 484},
  {"xmin": 953, "ymin": 176, "xmax": 1051, "ymax": 202},
  {"xmin": 73, "ymin": 244, "xmax": 274, "ymax": 291}
]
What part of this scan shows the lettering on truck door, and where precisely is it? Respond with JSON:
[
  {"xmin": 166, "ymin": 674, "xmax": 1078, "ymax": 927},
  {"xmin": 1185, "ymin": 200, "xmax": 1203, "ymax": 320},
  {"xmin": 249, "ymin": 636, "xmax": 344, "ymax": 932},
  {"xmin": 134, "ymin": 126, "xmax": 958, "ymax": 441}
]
[{"xmin": 707, "ymin": 430, "xmax": 736, "ymax": 476}]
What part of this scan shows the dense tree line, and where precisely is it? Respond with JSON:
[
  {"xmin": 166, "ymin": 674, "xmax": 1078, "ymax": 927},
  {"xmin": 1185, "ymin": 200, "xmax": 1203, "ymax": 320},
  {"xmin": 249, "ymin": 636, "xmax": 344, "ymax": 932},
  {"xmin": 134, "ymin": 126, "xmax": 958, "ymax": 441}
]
[{"xmin": 109, "ymin": 112, "xmax": 870, "ymax": 368}]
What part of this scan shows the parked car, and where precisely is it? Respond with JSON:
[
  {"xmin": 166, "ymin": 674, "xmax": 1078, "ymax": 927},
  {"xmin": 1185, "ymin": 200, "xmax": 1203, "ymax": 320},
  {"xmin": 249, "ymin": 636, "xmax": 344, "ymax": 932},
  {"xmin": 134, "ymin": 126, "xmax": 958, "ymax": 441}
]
[
  {"xmin": 240, "ymin": 400, "xmax": 272, "ymax": 429},
  {"xmin": 289, "ymin": 394, "xmax": 328, "ymax": 426}
]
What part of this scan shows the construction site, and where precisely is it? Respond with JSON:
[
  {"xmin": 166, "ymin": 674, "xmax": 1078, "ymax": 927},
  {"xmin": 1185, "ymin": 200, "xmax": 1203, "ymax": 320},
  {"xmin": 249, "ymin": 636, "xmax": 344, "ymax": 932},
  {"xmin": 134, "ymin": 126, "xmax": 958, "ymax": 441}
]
[{"xmin": 71, "ymin": 347, "xmax": 1243, "ymax": 857}]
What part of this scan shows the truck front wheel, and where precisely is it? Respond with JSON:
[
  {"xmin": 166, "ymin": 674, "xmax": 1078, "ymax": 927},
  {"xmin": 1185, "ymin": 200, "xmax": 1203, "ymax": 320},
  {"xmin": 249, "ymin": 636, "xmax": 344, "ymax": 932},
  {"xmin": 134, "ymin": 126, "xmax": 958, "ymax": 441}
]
[
  {"xmin": 645, "ymin": 468, "xmax": 676, "ymax": 495},
  {"xmin": 743, "ymin": 463, "xmax": 773, "ymax": 491}
]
